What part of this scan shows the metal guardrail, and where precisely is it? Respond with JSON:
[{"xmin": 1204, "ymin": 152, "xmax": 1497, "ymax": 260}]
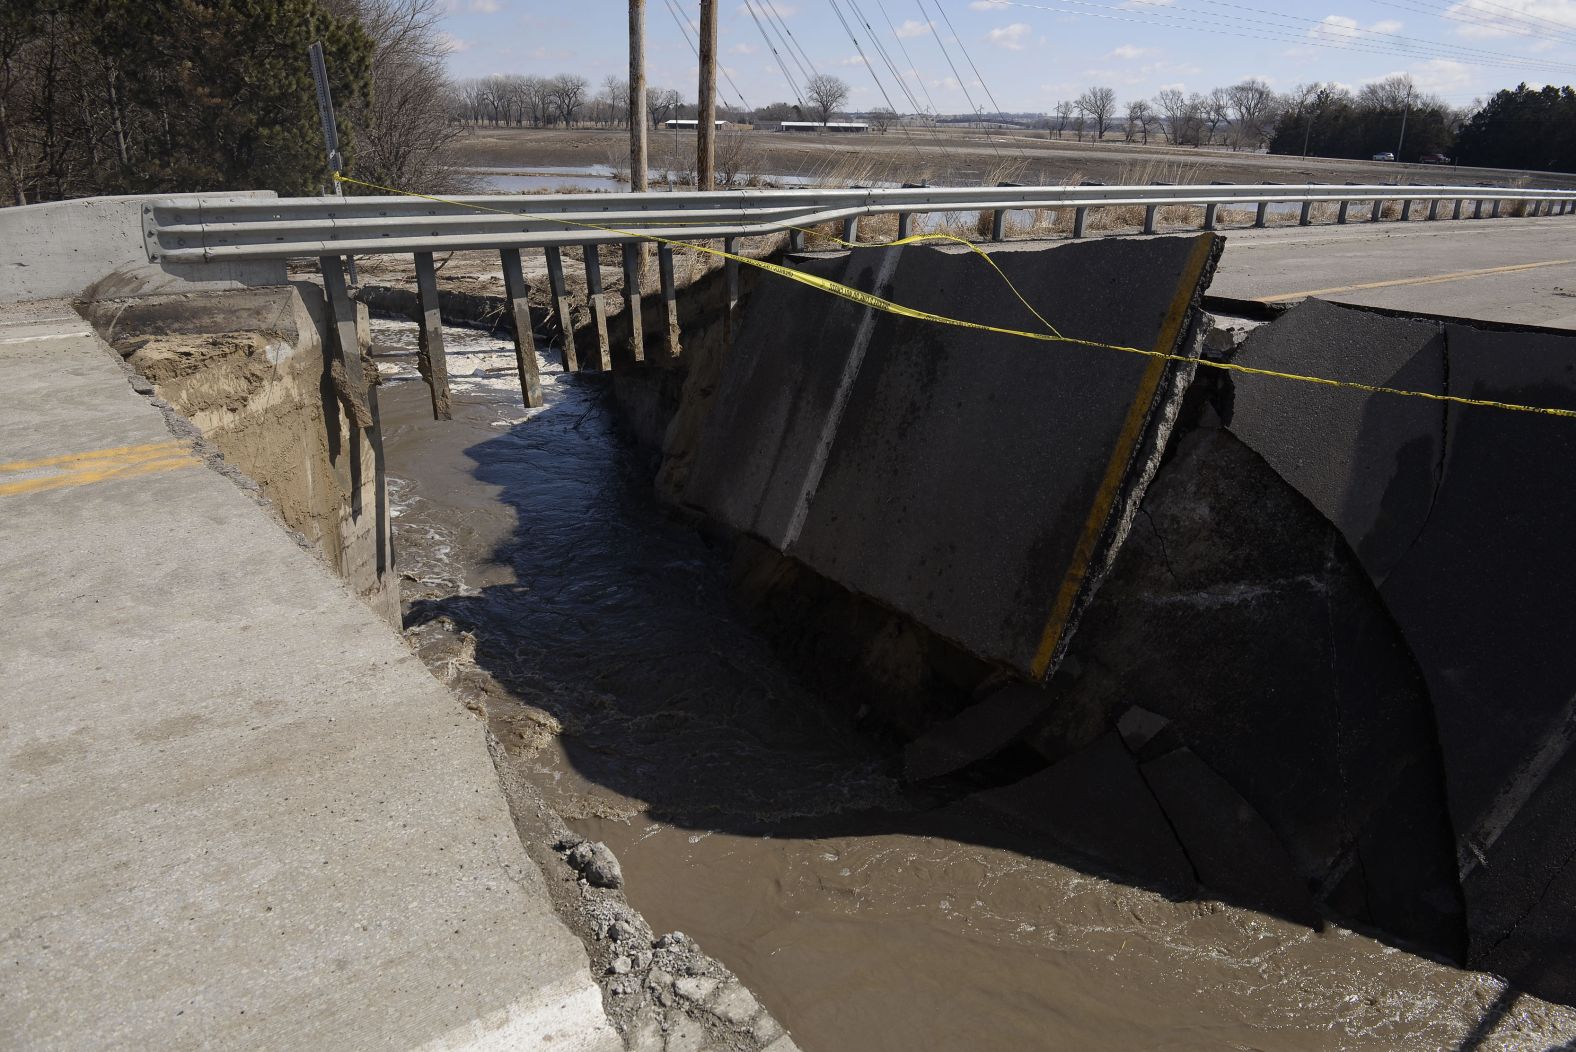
[
  {"xmin": 145, "ymin": 181, "xmax": 1575, "ymax": 419},
  {"xmin": 142, "ymin": 182, "xmax": 1576, "ymax": 263}
]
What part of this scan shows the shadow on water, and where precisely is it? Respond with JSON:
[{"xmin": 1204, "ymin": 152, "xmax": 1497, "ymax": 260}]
[{"xmin": 380, "ymin": 322, "xmax": 1575, "ymax": 1051}]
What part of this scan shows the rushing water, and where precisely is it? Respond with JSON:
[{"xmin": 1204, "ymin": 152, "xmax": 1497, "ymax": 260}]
[{"xmin": 371, "ymin": 317, "xmax": 1576, "ymax": 1052}]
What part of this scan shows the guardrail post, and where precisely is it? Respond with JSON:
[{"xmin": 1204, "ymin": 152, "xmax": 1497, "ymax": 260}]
[
  {"xmin": 1528, "ymin": 200, "xmax": 1542, "ymax": 217},
  {"xmin": 842, "ymin": 216, "xmax": 860, "ymax": 243},
  {"xmin": 319, "ymin": 255, "xmax": 367, "ymax": 413},
  {"xmin": 788, "ymin": 228, "xmax": 806, "ymax": 252},
  {"xmin": 1202, "ymin": 203, "xmax": 1218, "ymax": 231},
  {"xmin": 1400, "ymin": 198, "xmax": 1413, "ymax": 221},
  {"xmin": 1299, "ymin": 200, "xmax": 1314, "ymax": 226},
  {"xmin": 412, "ymin": 251, "xmax": 452, "ymax": 421},
  {"xmin": 1473, "ymin": 199, "xmax": 1484, "ymax": 219},
  {"xmin": 1491, "ymin": 199, "xmax": 1501, "ymax": 219},
  {"xmin": 1254, "ymin": 201, "xmax": 1269, "ymax": 228},
  {"xmin": 499, "ymin": 247, "xmax": 544, "ymax": 409},
  {"xmin": 990, "ymin": 208, "xmax": 1006, "ymax": 242},
  {"xmin": 723, "ymin": 236, "xmax": 740, "ymax": 346},
  {"xmin": 1337, "ymin": 200, "xmax": 1350, "ymax": 224},
  {"xmin": 620, "ymin": 243, "xmax": 645, "ymax": 364},
  {"xmin": 1072, "ymin": 206, "xmax": 1088, "ymax": 238},
  {"xmin": 897, "ymin": 212, "xmax": 912, "ymax": 239},
  {"xmin": 657, "ymin": 243, "xmax": 681, "ymax": 362},
  {"xmin": 1370, "ymin": 198, "xmax": 1385, "ymax": 222},
  {"xmin": 1427, "ymin": 199, "xmax": 1440, "ymax": 221},
  {"xmin": 581, "ymin": 245, "xmax": 612, "ymax": 371},
  {"xmin": 543, "ymin": 246, "xmax": 579, "ymax": 372},
  {"xmin": 1452, "ymin": 199, "xmax": 1463, "ymax": 220}
]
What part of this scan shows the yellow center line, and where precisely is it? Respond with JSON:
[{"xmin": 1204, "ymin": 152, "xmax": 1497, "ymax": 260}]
[
  {"xmin": 1252, "ymin": 258, "xmax": 1576, "ymax": 303},
  {"xmin": 0, "ymin": 440, "xmax": 198, "ymax": 497},
  {"xmin": 0, "ymin": 440, "xmax": 188, "ymax": 475}
]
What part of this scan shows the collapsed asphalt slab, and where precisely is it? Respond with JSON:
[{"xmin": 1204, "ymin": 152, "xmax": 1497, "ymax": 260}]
[{"xmin": 683, "ymin": 234, "xmax": 1222, "ymax": 680}]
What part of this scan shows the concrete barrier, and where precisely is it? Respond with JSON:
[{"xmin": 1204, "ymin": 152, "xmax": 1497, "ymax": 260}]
[{"xmin": 0, "ymin": 192, "xmax": 286, "ymax": 303}]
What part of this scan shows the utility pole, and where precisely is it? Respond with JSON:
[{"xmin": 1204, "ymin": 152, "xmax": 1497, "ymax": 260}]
[
  {"xmin": 629, "ymin": 0, "xmax": 648, "ymax": 194},
  {"xmin": 697, "ymin": 0, "xmax": 718, "ymax": 190},
  {"xmin": 1396, "ymin": 83, "xmax": 1412, "ymax": 161}
]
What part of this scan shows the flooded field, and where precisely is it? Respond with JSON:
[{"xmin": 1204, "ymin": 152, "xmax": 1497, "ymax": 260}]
[{"xmin": 371, "ymin": 316, "xmax": 1576, "ymax": 1052}]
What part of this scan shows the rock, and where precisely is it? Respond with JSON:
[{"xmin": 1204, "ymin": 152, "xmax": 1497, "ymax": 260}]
[
  {"xmin": 629, "ymin": 1008, "xmax": 666, "ymax": 1052},
  {"xmin": 566, "ymin": 841, "xmax": 624, "ymax": 889},
  {"xmin": 656, "ymin": 931, "xmax": 688, "ymax": 948},
  {"xmin": 751, "ymin": 1014, "xmax": 783, "ymax": 1044},
  {"xmin": 674, "ymin": 975, "xmax": 719, "ymax": 1003},
  {"xmin": 608, "ymin": 955, "xmax": 633, "ymax": 975},
  {"xmin": 553, "ymin": 833, "xmax": 587, "ymax": 852},
  {"xmin": 664, "ymin": 1015, "xmax": 710, "ymax": 1052},
  {"xmin": 707, "ymin": 982, "xmax": 760, "ymax": 1026},
  {"xmin": 647, "ymin": 967, "xmax": 674, "ymax": 991},
  {"xmin": 606, "ymin": 919, "xmax": 634, "ymax": 942},
  {"xmin": 762, "ymin": 1038, "xmax": 803, "ymax": 1052},
  {"xmin": 632, "ymin": 949, "xmax": 654, "ymax": 970},
  {"xmin": 1115, "ymin": 705, "xmax": 1181, "ymax": 762}
]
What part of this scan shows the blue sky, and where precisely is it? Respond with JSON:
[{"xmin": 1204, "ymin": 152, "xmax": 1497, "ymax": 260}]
[{"xmin": 437, "ymin": 0, "xmax": 1576, "ymax": 112}]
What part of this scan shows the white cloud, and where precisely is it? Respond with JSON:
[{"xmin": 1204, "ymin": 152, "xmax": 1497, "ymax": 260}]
[
  {"xmin": 1117, "ymin": 0, "xmax": 1175, "ymax": 7},
  {"xmin": 969, "ymin": 1, "xmax": 1008, "ymax": 9},
  {"xmin": 438, "ymin": 32, "xmax": 472, "ymax": 53},
  {"xmin": 895, "ymin": 18, "xmax": 933, "ymax": 37},
  {"xmin": 1310, "ymin": 14, "xmax": 1406, "ymax": 42},
  {"xmin": 1445, "ymin": 0, "xmax": 1576, "ymax": 39},
  {"xmin": 839, "ymin": 53, "xmax": 867, "ymax": 66},
  {"xmin": 1108, "ymin": 43, "xmax": 1154, "ymax": 58},
  {"xmin": 1387, "ymin": 58, "xmax": 1477, "ymax": 94},
  {"xmin": 467, "ymin": 0, "xmax": 501, "ymax": 11},
  {"xmin": 730, "ymin": 42, "xmax": 758, "ymax": 54},
  {"xmin": 986, "ymin": 22, "xmax": 1032, "ymax": 49}
]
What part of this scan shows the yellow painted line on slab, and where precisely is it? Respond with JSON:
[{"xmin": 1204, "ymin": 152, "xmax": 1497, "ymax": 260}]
[
  {"xmin": 0, "ymin": 440, "xmax": 198, "ymax": 497},
  {"xmin": 0, "ymin": 440, "xmax": 187, "ymax": 475},
  {"xmin": 1030, "ymin": 234, "xmax": 1217, "ymax": 681},
  {"xmin": 1252, "ymin": 258, "xmax": 1576, "ymax": 303}
]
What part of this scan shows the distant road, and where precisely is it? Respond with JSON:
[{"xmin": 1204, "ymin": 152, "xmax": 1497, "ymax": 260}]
[{"xmin": 1210, "ymin": 216, "xmax": 1576, "ymax": 329}]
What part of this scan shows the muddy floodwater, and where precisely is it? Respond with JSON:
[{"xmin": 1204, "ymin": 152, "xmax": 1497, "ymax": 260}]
[{"xmin": 371, "ymin": 317, "xmax": 1576, "ymax": 1052}]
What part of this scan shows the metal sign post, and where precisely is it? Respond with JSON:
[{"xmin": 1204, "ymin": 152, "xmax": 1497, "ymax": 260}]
[{"xmin": 309, "ymin": 41, "xmax": 356, "ymax": 282}]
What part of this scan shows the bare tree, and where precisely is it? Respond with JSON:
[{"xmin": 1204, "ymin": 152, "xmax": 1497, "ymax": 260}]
[
  {"xmin": 1076, "ymin": 86, "xmax": 1116, "ymax": 142},
  {"xmin": 548, "ymin": 74, "xmax": 588, "ymax": 127},
  {"xmin": 600, "ymin": 75, "xmax": 628, "ymax": 127},
  {"xmin": 1226, "ymin": 78, "xmax": 1279, "ymax": 151},
  {"xmin": 647, "ymin": 86, "xmax": 681, "ymax": 128},
  {"xmin": 868, "ymin": 106, "xmax": 896, "ymax": 133},
  {"xmin": 805, "ymin": 73, "xmax": 851, "ymax": 126},
  {"xmin": 1052, "ymin": 100, "xmax": 1073, "ymax": 140},
  {"xmin": 1154, "ymin": 88, "xmax": 1204, "ymax": 146},
  {"xmin": 321, "ymin": 0, "xmax": 471, "ymax": 193},
  {"xmin": 1125, "ymin": 98, "xmax": 1154, "ymax": 144}
]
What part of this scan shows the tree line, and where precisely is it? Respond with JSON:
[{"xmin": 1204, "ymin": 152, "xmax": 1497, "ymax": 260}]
[{"xmin": 0, "ymin": 0, "xmax": 463, "ymax": 205}]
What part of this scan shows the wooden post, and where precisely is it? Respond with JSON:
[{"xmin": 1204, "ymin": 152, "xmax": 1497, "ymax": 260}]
[
  {"xmin": 1452, "ymin": 199, "xmax": 1463, "ymax": 220},
  {"xmin": 1299, "ymin": 200, "xmax": 1313, "ymax": 226},
  {"xmin": 1254, "ymin": 201, "xmax": 1269, "ymax": 227},
  {"xmin": 842, "ymin": 216, "xmax": 860, "ymax": 243},
  {"xmin": 697, "ymin": 0, "xmax": 717, "ymax": 190},
  {"xmin": 1491, "ymin": 199, "xmax": 1501, "ymax": 219},
  {"xmin": 499, "ymin": 248, "xmax": 544, "ymax": 408},
  {"xmin": 1072, "ymin": 206, "xmax": 1087, "ymax": 238},
  {"xmin": 1337, "ymin": 200, "xmax": 1350, "ymax": 224},
  {"xmin": 1400, "ymin": 198, "xmax": 1413, "ymax": 221},
  {"xmin": 543, "ymin": 246, "xmax": 579, "ymax": 372},
  {"xmin": 1473, "ymin": 198, "xmax": 1484, "ymax": 219},
  {"xmin": 723, "ymin": 235, "xmax": 740, "ymax": 346},
  {"xmin": 320, "ymin": 254, "xmax": 389, "ymax": 580},
  {"xmin": 320, "ymin": 255, "xmax": 367, "ymax": 399},
  {"xmin": 629, "ymin": 0, "xmax": 648, "ymax": 194},
  {"xmin": 581, "ymin": 246, "xmax": 613, "ymax": 370},
  {"xmin": 1370, "ymin": 198, "xmax": 1385, "ymax": 222},
  {"xmin": 412, "ymin": 251, "xmax": 452, "ymax": 421},
  {"xmin": 1427, "ymin": 199, "xmax": 1440, "ymax": 221},
  {"xmin": 1203, "ymin": 203, "xmax": 1218, "ymax": 230},
  {"xmin": 621, "ymin": 242, "xmax": 645, "ymax": 363},
  {"xmin": 896, "ymin": 212, "xmax": 912, "ymax": 239},
  {"xmin": 788, "ymin": 228, "xmax": 806, "ymax": 252},
  {"xmin": 657, "ymin": 242, "xmax": 681, "ymax": 361}
]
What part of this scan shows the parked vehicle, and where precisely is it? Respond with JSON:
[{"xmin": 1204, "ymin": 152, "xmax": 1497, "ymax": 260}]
[
  {"xmin": 1420, "ymin": 153, "xmax": 1451, "ymax": 165},
  {"xmin": 1372, "ymin": 151, "xmax": 1396, "ymax": 161}
]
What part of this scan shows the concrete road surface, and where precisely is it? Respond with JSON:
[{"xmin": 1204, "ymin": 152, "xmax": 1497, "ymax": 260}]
[
  {"xmin": 0, "ymin": 302, "xmax": 621, "ymax": 1051},
  {"xmin": 1210, "ymin": 215, "xmax": 1576, "ymax": 329}
]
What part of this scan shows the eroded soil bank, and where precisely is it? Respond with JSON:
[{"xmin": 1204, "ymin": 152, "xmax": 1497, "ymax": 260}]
[{"xmin": 372, "ymin": 316, "xmax": 1576, "ymax": 1052}]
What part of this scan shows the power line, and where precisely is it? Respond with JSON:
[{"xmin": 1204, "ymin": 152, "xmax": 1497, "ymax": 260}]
[
  {"xmin": 827, "ymin": 0, "xmax": 936, "ymax": 175},
  {"xmin": 924, "ymin": 0, "xmax": 1034, "ymax": 164},
  {"xmin": 873, "ymin": 0, "xmax": 946, "ymax": 117},
  {"xmin": 662, "ymin": 0, "xmax": 752, "ymax": 112},
  {"xmin": 762, "ymin": 0, "xmax": 822, "ymax": 87},
  {"xmin": 743, "ymin": 0, "xmax": 808, "ymax": 110},
  {"xmin": 1392, "ymin": 0, "xmax": 1576, "ymax": 42},
  {"xmin": 914, "ymin": 0, "xmax": 1007, "ymax": 165}
]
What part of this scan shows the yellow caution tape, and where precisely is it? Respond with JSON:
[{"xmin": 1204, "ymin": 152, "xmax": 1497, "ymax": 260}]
[{"xmin": 331, "ymin": 173, "xmax": 1576, "ymax": 421}]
